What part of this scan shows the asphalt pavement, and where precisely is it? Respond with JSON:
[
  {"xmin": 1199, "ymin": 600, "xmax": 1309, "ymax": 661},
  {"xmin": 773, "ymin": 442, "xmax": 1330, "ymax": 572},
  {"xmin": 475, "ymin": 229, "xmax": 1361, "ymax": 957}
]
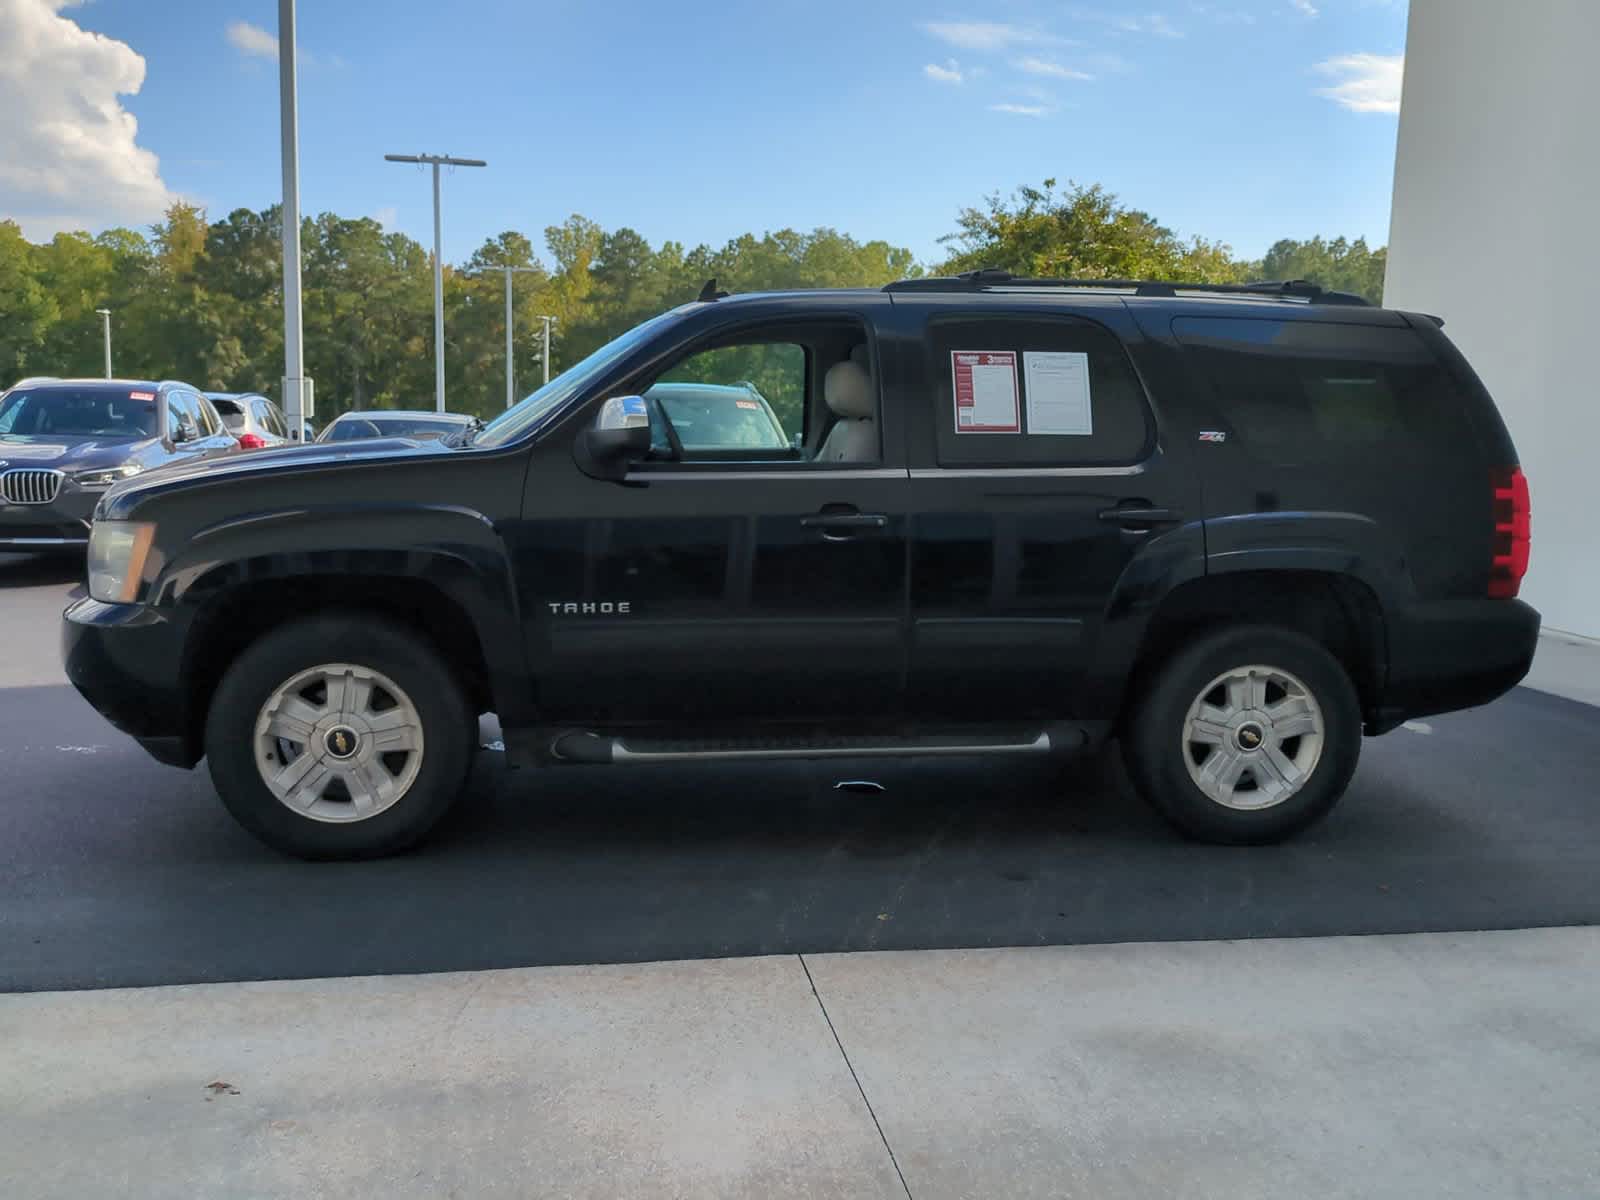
[{"xmin": 4, "ymin": 551, "xmax": 1598, "ymax": 994}]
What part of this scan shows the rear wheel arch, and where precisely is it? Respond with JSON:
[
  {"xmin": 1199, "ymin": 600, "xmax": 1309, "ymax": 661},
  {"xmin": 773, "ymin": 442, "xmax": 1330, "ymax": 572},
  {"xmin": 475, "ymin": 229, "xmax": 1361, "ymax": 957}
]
[{"xmin": 1122, "ymin": 569, "xmax": 1388, "ymax": 728}]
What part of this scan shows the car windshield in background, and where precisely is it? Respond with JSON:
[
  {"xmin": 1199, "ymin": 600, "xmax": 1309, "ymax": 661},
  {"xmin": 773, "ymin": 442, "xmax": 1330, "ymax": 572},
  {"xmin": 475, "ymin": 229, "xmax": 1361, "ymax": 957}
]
[
  {"xmin": 371, "ymin": 417, "xmax": 465, "ymax": 438},
  {"xmin": 322, "ymin": 415, "xmax": 467, "ymax": 442},
  {"xmin": 0, "ymin": 387, "xmax": 160, "ymax": 440},
  {"xmin": 473, "ymin": 307, "xmax": 687, "ymax": 448},
  {"xmin": 646, "ymin": 383, "xmax": 789, "ymax": 451}
]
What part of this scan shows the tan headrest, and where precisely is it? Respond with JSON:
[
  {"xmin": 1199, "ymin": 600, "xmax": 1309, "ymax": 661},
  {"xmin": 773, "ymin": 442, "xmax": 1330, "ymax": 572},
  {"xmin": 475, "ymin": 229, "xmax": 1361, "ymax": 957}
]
[{"xmin": 824, "ymin": 360, "xmax": 873, "ymax": 420}]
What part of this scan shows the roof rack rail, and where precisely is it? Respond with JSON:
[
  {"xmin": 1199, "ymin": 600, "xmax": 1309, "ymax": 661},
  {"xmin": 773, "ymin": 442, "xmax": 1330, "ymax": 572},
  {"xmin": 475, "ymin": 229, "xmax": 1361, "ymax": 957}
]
[{"xmin": 883, "ymin": 269, "xmax": 1370, "ymax": 307}]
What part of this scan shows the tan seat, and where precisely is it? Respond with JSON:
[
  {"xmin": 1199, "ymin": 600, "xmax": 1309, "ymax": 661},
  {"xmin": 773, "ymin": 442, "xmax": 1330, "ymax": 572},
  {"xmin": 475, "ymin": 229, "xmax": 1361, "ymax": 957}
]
[{"xmin": 817, "ymin": 358, "xmax": 876, "ymax": 463}]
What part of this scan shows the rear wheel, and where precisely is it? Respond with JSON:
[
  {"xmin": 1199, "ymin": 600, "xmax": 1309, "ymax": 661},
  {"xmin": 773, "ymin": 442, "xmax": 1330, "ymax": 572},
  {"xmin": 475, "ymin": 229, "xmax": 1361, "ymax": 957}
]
[
  {"xmin": 1122, "ymin": 626, "xmax": 1361, "ymax": 844},
  {"xmin": 205, "ymin": 616, "xmax": 473, "ymax": 859}
]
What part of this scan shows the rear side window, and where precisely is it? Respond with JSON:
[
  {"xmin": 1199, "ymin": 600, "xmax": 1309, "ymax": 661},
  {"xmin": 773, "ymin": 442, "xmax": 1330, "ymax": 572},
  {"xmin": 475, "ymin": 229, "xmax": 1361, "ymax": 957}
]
[
  {"xmin": 1173, "ymin": 318, "xmax": 1469, "ymax": 466},
  {"xmin": 256, "ymin": 399, "xmax": 287, "ymax": 437},
  {"xmin": 195, "ymin": 396, "xmax": 223, "ymax": 436},
  {"xmin": 926, "ymin": 315, "xmax": 1152, "ymax": 467},
  {"xmin": 166, "ymin": 392, "xmax": 200, "ymax": 436}
]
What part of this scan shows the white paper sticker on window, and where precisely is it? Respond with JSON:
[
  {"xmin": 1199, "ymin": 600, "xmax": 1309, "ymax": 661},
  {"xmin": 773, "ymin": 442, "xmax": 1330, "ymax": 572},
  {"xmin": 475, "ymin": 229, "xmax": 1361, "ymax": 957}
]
[
  {"xmin": 1023, "ymin": 351, "xmax": 1093, "ymax": 436},
  {"xmin": 951, "ymin": 350, "xmax": 1020, "ymax": 433}
]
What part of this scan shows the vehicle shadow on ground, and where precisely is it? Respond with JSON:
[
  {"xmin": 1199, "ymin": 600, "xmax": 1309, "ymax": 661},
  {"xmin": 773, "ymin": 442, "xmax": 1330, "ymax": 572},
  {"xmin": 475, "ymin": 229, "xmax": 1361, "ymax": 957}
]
[
  {"xmin": 0, "ymin": 553, "xmax": 82, "ymax": 590},
  {"xmin": 5, "ymin": 683, "xmax": 1599, "ymax": 991},
  {"xmin": 443, "ymin": 748, "xmax": 1164, "ymax": 856}
]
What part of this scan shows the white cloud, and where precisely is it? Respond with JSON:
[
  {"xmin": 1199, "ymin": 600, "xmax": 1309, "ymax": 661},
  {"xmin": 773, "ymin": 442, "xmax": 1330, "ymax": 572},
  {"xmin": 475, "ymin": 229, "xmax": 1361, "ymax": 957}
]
[
  {"xmin": 0, "ymin": 0, "xmax": 175, "ymax": 238},
  {"xmin": 990, "ymin": 103, "xmax": 1051, "ymax": 117},
  {"xmin": 1072, "ymin": 8, "xmax": 1185, "ymax": 37},
  {"xmin": 1315, "ymin": 52, "xmax": 1403, "ymax": 113},
  {"xmin": 1016, "ymin": 55, "xmax": 1094, "ymax": 81},
  {"xmin": 225, "ymin": 19, "xmax": 278, "ymax": 60},
  {"xmin": 1290, "ymin": 0, "xmax": 1319, "ymax": 17},
  {"xmin": 924, "ymin": 58, "xmax": 964, "ymax": 84},
  {"xmin": 372, "ymin": 206, "xmax": 398, "ymax": 230},
  {"xmin": 921, "ymin": 21, "xmax": 1072, "ymax": 52},
  {"xmin": 1120, "ymin": 13, "xmax": 1184, "ymax": 37}
]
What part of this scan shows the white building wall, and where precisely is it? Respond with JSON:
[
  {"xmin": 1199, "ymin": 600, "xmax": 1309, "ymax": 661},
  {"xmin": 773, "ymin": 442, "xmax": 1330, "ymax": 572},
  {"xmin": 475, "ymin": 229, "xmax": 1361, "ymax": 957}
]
[{"xmin": 1384, "ymin": 0, "xmax": 1600, "ymax": 639}]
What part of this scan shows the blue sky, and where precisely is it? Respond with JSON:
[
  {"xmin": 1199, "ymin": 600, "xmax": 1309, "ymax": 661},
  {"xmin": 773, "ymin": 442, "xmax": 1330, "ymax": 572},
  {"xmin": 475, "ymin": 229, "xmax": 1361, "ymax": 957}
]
[{"xmin": 5, "ymin": 0, "xmax": 1408, "ymax": 267}]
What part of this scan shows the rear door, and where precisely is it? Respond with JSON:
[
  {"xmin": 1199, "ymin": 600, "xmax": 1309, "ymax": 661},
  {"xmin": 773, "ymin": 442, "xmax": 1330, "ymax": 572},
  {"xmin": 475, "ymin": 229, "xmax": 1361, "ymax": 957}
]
[{"xmin": 901, "ymin": 297, "xmax": 1200, "ymax": 720}]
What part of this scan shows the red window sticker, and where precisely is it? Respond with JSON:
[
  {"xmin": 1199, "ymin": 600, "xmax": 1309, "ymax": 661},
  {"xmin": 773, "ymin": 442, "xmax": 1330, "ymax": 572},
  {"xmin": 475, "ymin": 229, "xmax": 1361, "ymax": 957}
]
[
  {"xmin": 951, "ymin": 351, "xmax": 1020, "ymax": 433},
  {"xmin": 735, "ymin": 399, "xmax": 761, "ymax": 410},
  {"xmin": 129, "ymin": 391, "xmax": 156, "ymax": 402}
]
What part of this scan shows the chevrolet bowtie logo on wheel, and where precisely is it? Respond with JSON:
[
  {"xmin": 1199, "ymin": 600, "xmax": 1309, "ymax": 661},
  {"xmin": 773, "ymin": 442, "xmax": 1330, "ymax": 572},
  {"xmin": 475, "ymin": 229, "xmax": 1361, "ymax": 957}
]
[{"xmin": 323, "ymin": 726, "xmax": 359, "ymax": 760}]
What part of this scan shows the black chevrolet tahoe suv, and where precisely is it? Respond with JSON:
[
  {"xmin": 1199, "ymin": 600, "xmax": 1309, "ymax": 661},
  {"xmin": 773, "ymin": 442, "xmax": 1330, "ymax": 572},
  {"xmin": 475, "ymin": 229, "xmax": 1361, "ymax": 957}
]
[{"xmin": 62, "ymin": 273, "xmax": 1538, "ymax": 859}]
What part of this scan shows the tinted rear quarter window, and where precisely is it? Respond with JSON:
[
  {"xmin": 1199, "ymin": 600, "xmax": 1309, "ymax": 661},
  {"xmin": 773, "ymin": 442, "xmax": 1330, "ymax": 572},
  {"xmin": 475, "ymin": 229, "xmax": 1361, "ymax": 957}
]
[
  {"xmin": 1172, "ymin": 318, "xmax": 1472, "ymax": 467},
  {"xmin": 926, "ymin": 314, "xmax": 1152, "ymax": 467},
  {"xmin": 1174, "ymin": 316, "xmax": 1491, "ymax": 598}
]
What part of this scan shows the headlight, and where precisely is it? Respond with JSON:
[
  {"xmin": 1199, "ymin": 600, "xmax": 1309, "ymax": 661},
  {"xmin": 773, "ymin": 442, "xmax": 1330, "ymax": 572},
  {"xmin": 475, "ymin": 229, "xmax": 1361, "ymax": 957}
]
[
  {"xmin": 87, "ymin": 521, "xmax": 156, "ymax": 604},
  {"xmin": 71, "ymin": 464, "xmax": 143, "ymax": 489}
]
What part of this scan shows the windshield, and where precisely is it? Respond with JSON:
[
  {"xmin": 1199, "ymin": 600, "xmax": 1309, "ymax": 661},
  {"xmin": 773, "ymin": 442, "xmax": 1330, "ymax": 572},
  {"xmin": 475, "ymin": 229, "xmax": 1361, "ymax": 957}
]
[
  {"xmin": 0, "ymin": 386, "xmax": 160, "ymax": 440},
  {"xmin": 474, "ymin": 308, "xmax": 687, "ymax": 448},
  {"xmin": 318, "ymin": 415, "xmax": 467, "ymax": 442}
]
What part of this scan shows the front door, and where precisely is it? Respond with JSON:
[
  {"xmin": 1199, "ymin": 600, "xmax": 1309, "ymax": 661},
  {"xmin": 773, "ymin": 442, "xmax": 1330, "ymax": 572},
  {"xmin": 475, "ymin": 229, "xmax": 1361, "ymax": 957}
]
[
  {"xmin": 517, "ymin": 313, "xmax": 910, "ymax": 726},
  {"xmin": 901, "ymin": 299, "xmax": 1200, "ymax": 721}
]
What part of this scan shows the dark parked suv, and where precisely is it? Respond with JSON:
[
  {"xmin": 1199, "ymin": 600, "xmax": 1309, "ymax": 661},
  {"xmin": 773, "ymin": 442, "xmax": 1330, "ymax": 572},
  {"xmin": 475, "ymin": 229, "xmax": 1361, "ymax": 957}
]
[
  {"xmin": 1, "ymin": 379, "xmax": 238, "ymax": 549},
  {"xmin": 62, "ymin": 274, "xmax": 1538, "ymax": 858}
]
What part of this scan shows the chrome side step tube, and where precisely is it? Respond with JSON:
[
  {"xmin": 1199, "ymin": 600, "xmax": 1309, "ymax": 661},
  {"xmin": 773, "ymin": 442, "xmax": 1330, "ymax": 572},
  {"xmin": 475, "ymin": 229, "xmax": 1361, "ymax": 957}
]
[{"xmin": 549, "ymin": 729, "xmax": 1060, "ymax": 765}]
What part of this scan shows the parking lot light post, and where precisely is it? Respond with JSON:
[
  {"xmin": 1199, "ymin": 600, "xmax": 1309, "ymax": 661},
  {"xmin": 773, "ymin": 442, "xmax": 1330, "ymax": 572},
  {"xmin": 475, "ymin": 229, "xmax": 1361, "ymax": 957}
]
[
  {"xmin": 538, "ymin": 315, "xmax": 558, "ymax": 385},
  {"xmin": 95, "ymin": 309, "xmax": 112, "ymax": 378},
  {"xmin": 278, "ymin": 0, "xmax": 310, "ymax": 439},
  {"xmin": 384, "ymin": 153, "xmax": 487, "ymax": 412},
  {"xmin": 488, "ymin": 265, "xmax": 541, "ymax": 410}
]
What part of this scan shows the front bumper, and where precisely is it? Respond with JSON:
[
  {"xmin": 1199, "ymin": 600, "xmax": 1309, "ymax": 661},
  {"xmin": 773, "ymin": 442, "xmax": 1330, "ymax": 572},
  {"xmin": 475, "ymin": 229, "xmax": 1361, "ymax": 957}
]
[
  {"xmin": 0, "ymin": 484, "xmax": 98, "ymax": 547},
  {"xmin": 1369, "ymin": 597, "xmax": 1541, "ymax": 733},
  {"xmin": 62, "ymin": 597, "xmax": 198, "ymax": 767}
]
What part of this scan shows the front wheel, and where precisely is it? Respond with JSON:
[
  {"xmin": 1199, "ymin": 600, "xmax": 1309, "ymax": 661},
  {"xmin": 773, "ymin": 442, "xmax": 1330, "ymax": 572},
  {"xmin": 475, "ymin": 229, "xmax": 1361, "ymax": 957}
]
[
  {"xmin": 205, "ymin": 616, "xmax": 474, "ymax": 859},
  {"xmin": 1122, "ymin": 626, "xmax": 1362, "ymax": 844}
]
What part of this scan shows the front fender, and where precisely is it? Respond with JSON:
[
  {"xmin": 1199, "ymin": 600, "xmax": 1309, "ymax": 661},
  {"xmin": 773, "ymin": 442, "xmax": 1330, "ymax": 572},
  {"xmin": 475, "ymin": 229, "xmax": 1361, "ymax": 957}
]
[{"xmin": 154, "ymin": 502, "xmax": 529, "ymax": 724}]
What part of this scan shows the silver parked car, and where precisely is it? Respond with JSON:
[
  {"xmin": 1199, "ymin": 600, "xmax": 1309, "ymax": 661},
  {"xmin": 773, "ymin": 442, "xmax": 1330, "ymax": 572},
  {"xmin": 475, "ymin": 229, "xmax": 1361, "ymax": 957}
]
[{"xmin": 205, "ymin": 392, "xmax": 294, "ymax": 450}]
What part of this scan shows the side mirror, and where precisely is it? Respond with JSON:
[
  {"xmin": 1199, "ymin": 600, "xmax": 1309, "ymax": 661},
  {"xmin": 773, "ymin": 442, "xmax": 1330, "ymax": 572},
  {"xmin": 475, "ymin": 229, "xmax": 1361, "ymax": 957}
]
[
  {"xmin": 576, "ymin": 395, "xmax": 652, "ymax": 481},
  {"xmin": 170, "ymin": 423, "xmax": 193, "ymax": 445}
]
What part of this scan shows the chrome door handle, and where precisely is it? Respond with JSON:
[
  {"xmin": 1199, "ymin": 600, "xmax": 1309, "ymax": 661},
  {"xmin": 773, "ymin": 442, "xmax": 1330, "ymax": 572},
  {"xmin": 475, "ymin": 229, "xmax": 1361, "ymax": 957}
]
[
  {"xmin": 1097, "ymin": 505, "xmax": 1180, "ymax": 528},
  {"xmin": 800, "ymin": 512, "xmax": 889, "ymax": 541}
]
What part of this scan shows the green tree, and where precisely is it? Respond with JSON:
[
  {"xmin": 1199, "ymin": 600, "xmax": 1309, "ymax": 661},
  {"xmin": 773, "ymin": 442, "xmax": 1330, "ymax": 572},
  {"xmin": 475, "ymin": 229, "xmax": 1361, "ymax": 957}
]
[
  {"xmin": 0, "ymin": 220, "xmax": 58, "ymax": 377},
  {"xmin": 941, "ymin": 179, "xmax": 1245, "ymax": 283},
  {"xmin": 1259, "ymin": 236, "xmax": 1386, "ymax": 304}
]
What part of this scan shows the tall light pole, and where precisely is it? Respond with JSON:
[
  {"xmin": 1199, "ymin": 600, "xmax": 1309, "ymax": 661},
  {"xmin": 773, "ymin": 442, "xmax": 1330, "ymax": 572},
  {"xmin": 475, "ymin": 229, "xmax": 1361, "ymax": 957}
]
[
  {"xmin": 537, "ymin": 315, "xmax": 558, "ymax": 385},
  {"xmin": 278, "ymin": 0, "xmax": 310, "ymax": 439},
  {"xmin": 484, "ymin": 265, "xmax": 541, "ymax": 409},
  {"xmin": 383, "ymin": 153, "xmax": 486, "ymax": 412},
  {"xmin": 94, "ymin": 309, "xmax": 112, "ymax": 378}
]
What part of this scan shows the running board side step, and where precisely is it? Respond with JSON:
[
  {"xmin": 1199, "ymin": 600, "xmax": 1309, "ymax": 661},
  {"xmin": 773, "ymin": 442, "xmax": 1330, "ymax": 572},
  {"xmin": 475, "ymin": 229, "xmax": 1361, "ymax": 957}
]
[{"xmin": 543, "ymin": 724, "xmax": 1094, "ymax": 766}]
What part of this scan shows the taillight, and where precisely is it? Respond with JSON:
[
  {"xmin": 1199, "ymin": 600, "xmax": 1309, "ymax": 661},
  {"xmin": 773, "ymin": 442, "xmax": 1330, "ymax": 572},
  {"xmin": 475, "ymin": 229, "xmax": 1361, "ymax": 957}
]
[
  {"xmin": 236, "ymin": 432, "xmax": 267, "ymax": 450},
  {"xmin": 1489, "ymin": 466, "xmax": 1530, "ymax": 598}
]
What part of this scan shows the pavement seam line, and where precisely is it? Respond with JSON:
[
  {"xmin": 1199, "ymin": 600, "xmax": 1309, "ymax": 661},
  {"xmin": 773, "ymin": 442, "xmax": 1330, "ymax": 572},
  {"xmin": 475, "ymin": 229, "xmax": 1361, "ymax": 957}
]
[{"xmin": 798, "ymin": 953, "xmax": 913, "ymax": 1200}]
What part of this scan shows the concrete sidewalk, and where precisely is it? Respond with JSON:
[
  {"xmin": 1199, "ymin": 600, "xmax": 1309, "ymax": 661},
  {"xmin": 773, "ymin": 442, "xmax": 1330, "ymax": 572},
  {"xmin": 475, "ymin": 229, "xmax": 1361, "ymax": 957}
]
[
  {"xmin": 5, "ymin": 929, "xmax": 1599, "ymax": 1198},
  {"xmin": 1524, "ymin": 628, "xmax": 1600, "ymax": 708}
]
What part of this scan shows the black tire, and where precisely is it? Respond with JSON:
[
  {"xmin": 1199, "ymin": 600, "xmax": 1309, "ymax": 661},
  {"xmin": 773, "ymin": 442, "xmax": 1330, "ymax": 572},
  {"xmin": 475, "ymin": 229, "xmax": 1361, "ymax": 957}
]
[
  {"xmin": 1121, "ymin": 625, "xmax": 1361, "ymax": 845},
  {"xmin": 204, "ymin": 615, "xmax": 474, "ymax": 860}
]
